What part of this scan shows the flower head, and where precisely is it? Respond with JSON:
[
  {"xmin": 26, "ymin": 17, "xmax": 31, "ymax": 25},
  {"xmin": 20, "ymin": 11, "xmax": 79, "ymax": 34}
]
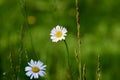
[
  {"xmin": 50, "ymin": 25, "xmax": 67, "ymax": 42},
  {"xmin": 25, "ymin": 59, "xmax": 46, "ymax": 79}
]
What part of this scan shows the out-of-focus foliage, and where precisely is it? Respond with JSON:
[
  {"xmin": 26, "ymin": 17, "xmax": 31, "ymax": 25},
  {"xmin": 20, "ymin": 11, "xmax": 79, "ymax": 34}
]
[
  {"xmin": 0, "ymin": 0, "xmax": 120, "ymax": 80},
  {"xmin": 80, "ymin": 0, "xmax": 120, "ymax": 80}
]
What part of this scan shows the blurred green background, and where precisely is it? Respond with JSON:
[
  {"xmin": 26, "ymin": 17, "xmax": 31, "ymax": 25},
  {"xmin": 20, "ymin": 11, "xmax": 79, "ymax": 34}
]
[{"xmin": 0, "ymin": 0, "xmax": 120, "ymax": 80}]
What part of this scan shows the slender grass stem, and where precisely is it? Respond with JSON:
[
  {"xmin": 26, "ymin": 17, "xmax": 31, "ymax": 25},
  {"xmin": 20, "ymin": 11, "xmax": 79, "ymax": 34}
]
[
  {"xmin": 18, "ymin": 0, "xmax": 27, "ymax": 76},
  {"xmin": 75, "ymin": 0, "xmax": 81, "ymax": 80},
  {"xmin": 9, "ymin": 51, "xmax": 17, "ymax": 80},
  {"xmin": 97, "ymin": 55, "xmax": 101, "ymax": 80},
  {"xmin": 74, "ymin": 49, "xmax": 81, "ymax": 80},
  {"xmin": 82, "ymin": 64, "xmax": 86, "ymax": 80},
  {"xmin": 18, "ymin": 25, "xmax": 25, "ymax": 80},
  {"xmin": 25, "ymin": 50, "xmax": 29, "ymax": 62},
  {"xmin": 18, "ymin": 0, "xmax": 28, "ymax": 79}
]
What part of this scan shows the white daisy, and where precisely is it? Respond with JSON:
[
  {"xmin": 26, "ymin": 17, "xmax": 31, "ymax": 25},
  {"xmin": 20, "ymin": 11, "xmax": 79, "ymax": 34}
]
[
  {"xmin": 50, "ymin": 25, "xmax": 67, "ymax": 42},
  {"xmin": 25, "ymin": 59, "xmax": 46, "ymax": 79}
]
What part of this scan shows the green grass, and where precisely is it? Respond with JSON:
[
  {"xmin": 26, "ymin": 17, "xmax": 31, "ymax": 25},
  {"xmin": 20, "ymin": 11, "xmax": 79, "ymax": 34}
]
[{"xmin": 0, "ymin": 0, "xmax": 120, "ymax": 80}]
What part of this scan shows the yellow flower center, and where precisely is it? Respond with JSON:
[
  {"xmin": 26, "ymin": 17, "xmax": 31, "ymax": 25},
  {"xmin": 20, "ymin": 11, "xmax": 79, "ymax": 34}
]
[
  {"xmin": 56, "ymin": 31, "xmax": 62, "ymax": 38},
  {"xmin": 32, "ymin": 66, "xmax": 40, "ymax": 73}
]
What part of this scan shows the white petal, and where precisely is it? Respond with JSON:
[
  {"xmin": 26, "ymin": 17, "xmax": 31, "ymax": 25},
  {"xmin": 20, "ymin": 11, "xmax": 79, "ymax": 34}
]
[
  {"xmin": 50, "ymin": 29, "xmax": 56, "ymax": 35},
  {"xmin": 28, "ymin": 59, "xmax": 34, "ymax": 67},
  {"xmin": 35, "ymin": 73, "xmax": 39, "ymax": 78},
  {"xmin": 30, "ymin": 74, "xmax": 34, "ymax": 79},
  {"xmin": 50, "ymin": 32, "xmax": 54, "ymax": 36},
  {"xmin": 51, "ymin": 36, "xmax": 56, "ymax": 40},
  {"xmin": 52, "ymin": 28, "xmax": 56, "ymax": 32},
  {"xmin": 52, "ymin": 39, "xmax": 58, "ymax": 42},
  {"xmin": 63, "ymin": 33, "xmax": 67, "ymax": 36},
  {"xmin": 26, "ymin": 71, "xmax": 32, "ymax": 77},
  {"xmin": 34, "ymin": 61, "xmax": 37, "ymax": 65},
  {"xmin": 40, "ymin": 65, "xmax": 46, "ymax": 70},
  {"xmin": 25, "ymin": 66, "xmax": 32, "ymax": 71},
  {"xmin": 37, "ymin": 61, "xmax": 43, "ymax": 67},
  {"xmin": 30, "ymin": 59, "xmax": 34, "ymax": 64},
  {"xmin": 62, "ymin": 37, "xmax": 65, "ymax": 40},
  {"xmin": 33, "ymin": 73, "xmax": 38, "ymax": 79},
  {"xmin": 62, "ymin": 28, "xmax": 67, "ymax": 33},
  {"xmin": 36, "ymin": 73, "xmax": 38, "ymax": 78},
  {"xmin": 39, "ymin": 71, "xmax": 46, "ymax": 77},
  {"xmin": 60, "ymin": 26, "xmax": 62, "ymax": 30},
  {"xmin": 56, "ymin": 25, "xmax": 60, "ymax": 30}
]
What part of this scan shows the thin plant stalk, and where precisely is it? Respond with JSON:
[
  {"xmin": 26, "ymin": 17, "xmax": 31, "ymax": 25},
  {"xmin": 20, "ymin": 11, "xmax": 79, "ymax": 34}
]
[
  {"xmin": 18, "ymin": 0, "xmax": 27, "ymax": 77},
  {"xmin": 97, "ymin": 55, "xmax": 101, "ymax": 80},
  {"xmin": 75, "ymin": 0, "xmax": 81, "ymax": 80},
  {"xmin": 7, "ymin": 35, "xmax": 17, "ymax": 80},
  {"xmin": 75, "ymin": 49, "xmax": 81, "ymax": 80},
  {"xmin": 82, "ymin": 64, "xmax": 86, "ymax": 80},
  {"xmin": 25, "ymin": 50, "xmax": 29, "ymax": 62},
  {"xmin": 9, "ymin": 51, "xmax": 17, "ymax": 80},
  {"xmin": 17, "ymin": 0, "xmax": 28, "ymax": 79},
  {"xmin": 64, "ymin": 40, "xmax": 70, "ymax": 68},
  {"xmin": 63, "ymin": 40, "xmax": 72, "ymax": 80},
  {"xmin": 18, "ymin": 25, "xmax": 25, "ymax": 80}
]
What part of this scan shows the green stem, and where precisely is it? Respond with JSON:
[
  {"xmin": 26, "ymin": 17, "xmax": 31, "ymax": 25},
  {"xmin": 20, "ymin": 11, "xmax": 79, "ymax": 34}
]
[
  {"xmin": 64, "ymin": 40, "xmax": 70, "ymax": 69},
  {"xmin": 97, "ymin": 55, "xmax": 101, "ymax": 80},
  {"xmin": 64, "ymin": 40, "xmax": 73, "ymax": 80}
]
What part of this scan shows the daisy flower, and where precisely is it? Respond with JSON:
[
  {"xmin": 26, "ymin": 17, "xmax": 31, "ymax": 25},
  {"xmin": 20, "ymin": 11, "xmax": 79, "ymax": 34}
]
[
  {"xmin": 50, "ymin": 25, "xmax": 67, "ymax": 42},
  {"xmin": 25, "ymin": 59, "xmax": 46, "ymax": 79}
]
